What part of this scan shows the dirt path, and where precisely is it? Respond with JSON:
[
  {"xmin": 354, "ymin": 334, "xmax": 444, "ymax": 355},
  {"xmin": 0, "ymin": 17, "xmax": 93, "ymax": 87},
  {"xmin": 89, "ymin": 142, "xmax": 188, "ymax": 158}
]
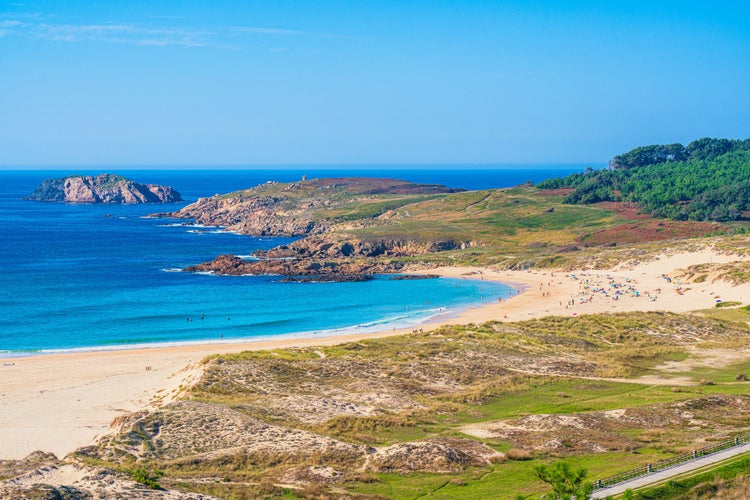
[
  {"xmin": 591, "ymin": 442, "xmax": 750, "ymax": 498},
  {"xmin": 504, "ymin": 367, "xmax": 696, "ymax": 387}
]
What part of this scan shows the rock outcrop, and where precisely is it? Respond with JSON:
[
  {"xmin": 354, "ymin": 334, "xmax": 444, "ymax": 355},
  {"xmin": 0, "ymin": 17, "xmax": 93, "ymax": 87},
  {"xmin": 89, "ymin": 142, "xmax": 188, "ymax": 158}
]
[
  {"xmin": 165, "ymin": 177, "xmax": 474, "ymax": 278},
  {"xmin": 183, "ymin": 253, "xmax": 408, "ymax": 281},
  {"xmin": 25, "ymin": 174, "xmax": 182, "ymax": 204},
  {"xmin": 181, "ymin": 231, "xmax": 475, "ymax": 279},
  {"xmin": 260, "ymin": 235, "xmax": 474, "ymax": 260}
]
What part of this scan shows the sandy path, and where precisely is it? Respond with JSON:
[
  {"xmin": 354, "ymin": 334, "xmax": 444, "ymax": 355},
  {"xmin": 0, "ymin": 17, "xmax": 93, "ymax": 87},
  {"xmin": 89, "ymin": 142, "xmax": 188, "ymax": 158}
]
[{"xmin": 2, "ymin": 249, "xmax": 750, "ymax": 460}]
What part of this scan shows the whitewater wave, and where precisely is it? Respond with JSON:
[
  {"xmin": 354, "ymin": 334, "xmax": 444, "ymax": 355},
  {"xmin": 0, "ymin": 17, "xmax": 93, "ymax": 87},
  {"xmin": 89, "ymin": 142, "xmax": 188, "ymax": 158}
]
[
  {"xmin": 237, "ymin": 255, "xmax": 260, "ymax": 260},
  {"xmin": 0, "ymin": 299, "xmax": 500, "ymax": 358},
  {"xmin": 157, "ymin": 222, "xmax": 224, "ymax": 229}
]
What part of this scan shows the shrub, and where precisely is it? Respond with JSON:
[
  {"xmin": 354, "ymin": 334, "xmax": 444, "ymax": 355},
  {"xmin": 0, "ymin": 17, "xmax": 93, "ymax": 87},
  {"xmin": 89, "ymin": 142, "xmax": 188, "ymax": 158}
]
[
  {"xmin": 506, "ymin": 449, "xmax": 532, "ymax": 461},
  {"xmin": 715, "ymin": 301, "xmax": 742, "ymax": 308},
  {"xmin": 127, "ymin": 466, "xmax": 163, "ymax": 489}
]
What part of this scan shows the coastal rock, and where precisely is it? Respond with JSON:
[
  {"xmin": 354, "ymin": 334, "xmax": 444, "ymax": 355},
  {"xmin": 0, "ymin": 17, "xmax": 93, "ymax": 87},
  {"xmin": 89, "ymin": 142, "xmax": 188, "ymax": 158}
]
[
  {"xmin": 182, "ymin": 234, "xmax": 470, "ymax": 279},
  {"xmin": 25, "ymin": 174, "xmax": 182, "ymax": 204},
  {"xmin": 171, "ymin": 177, "xmax": 472, "ymax": 278},
  {"xmin": 184, "ymin": 253, "xmax": 405, "ymax": 281},
  {"xmin": 261, "ymin": 235, "xmax": 474, "ymax": 260}
]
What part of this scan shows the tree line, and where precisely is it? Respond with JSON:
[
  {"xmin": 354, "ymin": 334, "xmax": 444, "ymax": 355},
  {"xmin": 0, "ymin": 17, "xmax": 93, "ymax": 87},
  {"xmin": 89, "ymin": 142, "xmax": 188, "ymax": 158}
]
[{"xmin": 537, "ymin": 138, "xmax": 750, "ymax": 221}]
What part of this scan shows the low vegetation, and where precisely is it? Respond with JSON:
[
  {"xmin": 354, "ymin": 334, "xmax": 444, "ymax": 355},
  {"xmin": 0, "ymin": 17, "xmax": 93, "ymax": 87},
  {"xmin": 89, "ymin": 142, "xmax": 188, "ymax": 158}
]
[{"xmin": 57, "ymin": 312, "xmax": 750, "ymax": 499}]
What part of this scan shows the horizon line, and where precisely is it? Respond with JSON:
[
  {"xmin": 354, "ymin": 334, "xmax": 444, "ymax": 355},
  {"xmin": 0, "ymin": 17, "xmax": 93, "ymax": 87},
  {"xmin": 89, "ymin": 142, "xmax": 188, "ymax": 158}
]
[{"xmin": 0, "ymin": 162, "xmax": 603, "ymax": 171}]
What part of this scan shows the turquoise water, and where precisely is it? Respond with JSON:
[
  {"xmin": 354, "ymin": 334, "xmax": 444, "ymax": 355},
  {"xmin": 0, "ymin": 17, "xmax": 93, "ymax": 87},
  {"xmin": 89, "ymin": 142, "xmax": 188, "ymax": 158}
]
[{"xmin": 0, "ymin": 169, "xmax": 577, "ymax": 354}]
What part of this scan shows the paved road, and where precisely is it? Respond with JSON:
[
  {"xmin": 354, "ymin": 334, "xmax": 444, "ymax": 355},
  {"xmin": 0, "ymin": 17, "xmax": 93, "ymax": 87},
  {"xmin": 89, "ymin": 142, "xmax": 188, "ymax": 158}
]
[{"xmin": 591, "ymin": 442, "xmax": 750, "ymax": 498}]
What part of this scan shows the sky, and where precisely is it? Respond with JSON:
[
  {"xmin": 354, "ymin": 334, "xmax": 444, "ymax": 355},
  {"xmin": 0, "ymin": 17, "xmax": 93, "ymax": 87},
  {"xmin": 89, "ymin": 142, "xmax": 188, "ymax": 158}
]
[{"xmin": 1, "ymin": 1, "xmax": 749, "ymax": 168}]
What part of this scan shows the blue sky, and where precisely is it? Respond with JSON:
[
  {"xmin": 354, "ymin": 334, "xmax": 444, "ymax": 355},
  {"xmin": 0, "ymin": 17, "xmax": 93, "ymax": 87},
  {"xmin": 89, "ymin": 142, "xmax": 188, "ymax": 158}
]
[{"xmin": 1, "ymin": 1, "xmax": 749, "ymax": 167}]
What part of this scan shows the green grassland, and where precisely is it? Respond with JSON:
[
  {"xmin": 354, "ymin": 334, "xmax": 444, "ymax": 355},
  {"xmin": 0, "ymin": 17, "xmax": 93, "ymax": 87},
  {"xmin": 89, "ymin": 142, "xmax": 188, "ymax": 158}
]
[
  {"xmin": 342, "ymin": 188, "xmax": 622, "ymax": 245},
  {"xmin": 321, "ymin": 186, "xmax": 734, "ymax": 270}
]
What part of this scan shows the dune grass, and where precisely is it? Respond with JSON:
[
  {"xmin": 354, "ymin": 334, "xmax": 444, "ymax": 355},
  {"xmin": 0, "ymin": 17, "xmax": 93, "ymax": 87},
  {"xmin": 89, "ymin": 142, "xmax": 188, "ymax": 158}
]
[{"xmin": 70, "ymin": 312, "xmax": 750, "ymax": 500}]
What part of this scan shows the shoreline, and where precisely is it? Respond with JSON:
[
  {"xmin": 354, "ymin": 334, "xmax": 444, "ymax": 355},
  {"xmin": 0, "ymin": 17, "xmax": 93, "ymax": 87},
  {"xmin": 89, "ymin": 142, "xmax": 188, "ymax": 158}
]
[
  {"xmin": 4, "ymin": 250, "xmax": 750, "ymax": 460},
  {"xmin": 0, "ymin": 276, "xmax": 517, "ymax": 359},
  {"xmin": 0, "ymin": 273, "xmax": 525, "ymax": 460}
]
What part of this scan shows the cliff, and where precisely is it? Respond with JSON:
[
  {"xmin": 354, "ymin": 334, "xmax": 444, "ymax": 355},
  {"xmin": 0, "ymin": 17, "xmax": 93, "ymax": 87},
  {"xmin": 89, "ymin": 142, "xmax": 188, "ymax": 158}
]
[{"xmin": 25, "ymin": 174, "xmax": 183, "ymax": 204}]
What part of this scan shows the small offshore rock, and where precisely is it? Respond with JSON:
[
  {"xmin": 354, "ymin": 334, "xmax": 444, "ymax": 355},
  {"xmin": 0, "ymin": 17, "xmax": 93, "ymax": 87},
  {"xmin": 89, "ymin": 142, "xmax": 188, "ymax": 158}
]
[{"xmin": 25, "ymin": 174, "xmax": 182, "ymax": 204}]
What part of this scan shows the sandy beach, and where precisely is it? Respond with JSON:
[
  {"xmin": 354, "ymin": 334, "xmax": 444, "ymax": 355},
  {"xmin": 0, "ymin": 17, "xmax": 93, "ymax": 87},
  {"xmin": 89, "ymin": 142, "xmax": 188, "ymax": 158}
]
[{"xmin": 3, "ymin": 248, "xmax": 750, "ymax": 460}]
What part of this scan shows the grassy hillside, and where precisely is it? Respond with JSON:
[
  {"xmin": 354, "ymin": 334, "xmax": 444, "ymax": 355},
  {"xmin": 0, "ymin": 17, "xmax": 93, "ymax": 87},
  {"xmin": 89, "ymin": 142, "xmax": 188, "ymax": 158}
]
[
  {"xmin": 329, "ymin": 187, "xmax": 725, "ymax": 269},
  {"xmin": 173, "ymin": 174, "xmax": 738, "ymax": 273}
]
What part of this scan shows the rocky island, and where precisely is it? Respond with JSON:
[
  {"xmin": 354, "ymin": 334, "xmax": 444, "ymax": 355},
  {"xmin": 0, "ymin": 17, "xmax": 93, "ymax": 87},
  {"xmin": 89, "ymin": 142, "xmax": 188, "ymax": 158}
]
[{"xmin": 25, "ymin": 174, "xmax": 182, "ymax": 204}]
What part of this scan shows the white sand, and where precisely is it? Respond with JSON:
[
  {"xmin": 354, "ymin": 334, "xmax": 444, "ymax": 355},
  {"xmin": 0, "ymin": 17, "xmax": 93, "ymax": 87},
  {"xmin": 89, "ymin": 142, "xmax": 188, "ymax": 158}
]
[
  {"xmin": 2, "ymin": 249, "xmax": 749, "ymax": 460},
  {"xmin": 428, "ymin": 250, "xmax": 750, "ymax": 324}
]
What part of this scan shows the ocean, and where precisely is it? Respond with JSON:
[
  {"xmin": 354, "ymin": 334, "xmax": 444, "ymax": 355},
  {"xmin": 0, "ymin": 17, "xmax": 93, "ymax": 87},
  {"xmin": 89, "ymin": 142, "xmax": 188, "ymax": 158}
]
[{"xmin": 0, "ymin": 167, "xmax": 583, "ymax": 354}]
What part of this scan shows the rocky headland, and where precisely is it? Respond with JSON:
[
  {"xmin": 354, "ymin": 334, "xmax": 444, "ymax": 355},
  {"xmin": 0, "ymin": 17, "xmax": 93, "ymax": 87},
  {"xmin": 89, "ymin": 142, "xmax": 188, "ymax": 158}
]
[
  {"xmin": 25, "ymin": 174, "xmax": 182, "ymax": 204},
  {"xmin": 167, "ymin": 177, "xmax": 471, "ymax": 281},
  {"xmin": 165, "ymin": 177, "xmax": 462, "ymax": 237}
]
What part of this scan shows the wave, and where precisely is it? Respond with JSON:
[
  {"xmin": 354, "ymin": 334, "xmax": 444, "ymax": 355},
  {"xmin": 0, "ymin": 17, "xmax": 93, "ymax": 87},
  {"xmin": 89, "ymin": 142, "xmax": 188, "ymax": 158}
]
[
  {"xmin": 161, "ymin": 267, "xmax": 183, "ymax": 273},
  {"xmin": 0, "ymin": 302, "xmax": 487, "ymax": 358},
  {"xmin": 157, "ymin": 222, "xmax": 224, "ymax": 229},
  {"xmin": 0, "ymin": 304, "xmax": 450, "ymax": 358},
  {"xmin": 237, "ymin": 255, "xmax": 259, "ymax": 260},
  {"xmin": 186, "ymin": 228, "xmax": 242, "ymax": 235},
  {"xmin": 1, "ymin": 276, "xmax": 517, "ymax": 356}
]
